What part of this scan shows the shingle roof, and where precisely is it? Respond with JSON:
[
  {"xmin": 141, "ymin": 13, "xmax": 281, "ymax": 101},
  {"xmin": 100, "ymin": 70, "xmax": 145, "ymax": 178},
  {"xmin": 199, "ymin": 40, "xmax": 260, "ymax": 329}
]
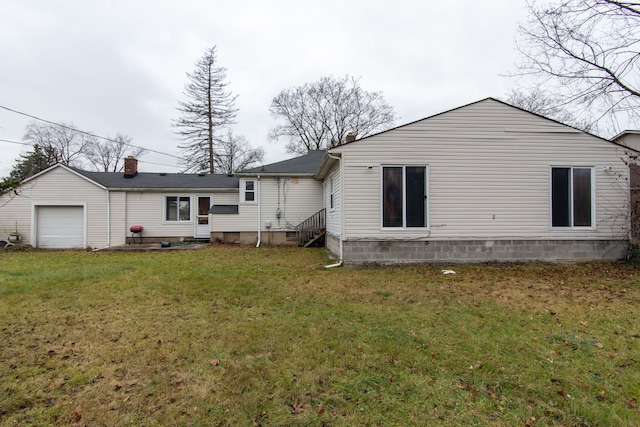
[
  {"xmin": 72, "ymin": 168, "xmax": 239, "ymax": 190},
  {"xmin": 238, "ymin": 150, "xmax": 325, "ymax": 175}
]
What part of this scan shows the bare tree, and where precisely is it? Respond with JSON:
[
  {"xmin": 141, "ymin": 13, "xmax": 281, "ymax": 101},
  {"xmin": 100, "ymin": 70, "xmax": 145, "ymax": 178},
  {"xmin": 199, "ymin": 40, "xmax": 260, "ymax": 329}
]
[
  {"xmin": 23, "ymin": 121, "xmax": 91, "ymax": 167},
  {"xmin": 504, "ymin": 88, "xmax": 595, "ymax": 132},
  {"xmin": 515, "ymin": 0, "xmax": 640, "ymax": 134},
  {"xmin": 268, "ymin": 75, "xmax": 397, "ymax": 155},
  {"xmin": 215, "ymin": 130, "xmax": 264, "ymax": 174},
  {"xmin": 86, "ymin": 133, "xmax": 145, "ymax": 172},
  {"xmin": 173, "ymin": 46, "xmax": 238, "ymax": 173}
]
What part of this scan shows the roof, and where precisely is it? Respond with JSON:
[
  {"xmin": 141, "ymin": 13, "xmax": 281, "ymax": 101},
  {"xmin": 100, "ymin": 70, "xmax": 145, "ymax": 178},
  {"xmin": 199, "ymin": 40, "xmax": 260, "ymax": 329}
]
[
  {"xmin": 72, "ymin": 168, "xmax": 239, "ymax": 190},
  {"xmin": 237, "ymin": 150, "xmax": 325, "ymax": 176},
  {"xmin": 611, "ymin": 130, "xmax": 640, "ymax": 141}
]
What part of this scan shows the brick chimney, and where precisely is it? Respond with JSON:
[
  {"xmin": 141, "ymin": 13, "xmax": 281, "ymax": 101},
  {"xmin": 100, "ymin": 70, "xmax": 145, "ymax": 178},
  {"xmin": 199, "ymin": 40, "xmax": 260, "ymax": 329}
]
[
  {"xmin": 124, "ymin": 156, "xmax": 138, "ymax": 178},
  {"xmin": 346, "ymin": 132, "xmax": 356, "ymax": 143}
]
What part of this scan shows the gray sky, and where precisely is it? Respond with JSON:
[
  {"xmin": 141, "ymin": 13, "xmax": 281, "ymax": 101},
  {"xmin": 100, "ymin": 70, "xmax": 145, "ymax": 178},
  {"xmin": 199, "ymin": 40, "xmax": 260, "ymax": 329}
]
[{"xmin": 0, "ymin": 0, "xmax": 529, "ymax": 177}]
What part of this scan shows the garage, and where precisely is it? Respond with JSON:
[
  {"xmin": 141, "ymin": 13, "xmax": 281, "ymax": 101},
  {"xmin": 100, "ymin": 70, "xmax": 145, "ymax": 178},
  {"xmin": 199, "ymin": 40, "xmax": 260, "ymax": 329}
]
[{"xmin": 36, "ymin": 206, "xmax": 85, "ymax": 248}]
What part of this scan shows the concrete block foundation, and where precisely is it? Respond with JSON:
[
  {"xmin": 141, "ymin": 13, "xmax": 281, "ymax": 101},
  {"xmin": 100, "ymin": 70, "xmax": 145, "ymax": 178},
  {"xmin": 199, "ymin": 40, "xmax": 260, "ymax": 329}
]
[{"xmin": 325, "ymin": 235, "xmax": 628, "ymax": 265}]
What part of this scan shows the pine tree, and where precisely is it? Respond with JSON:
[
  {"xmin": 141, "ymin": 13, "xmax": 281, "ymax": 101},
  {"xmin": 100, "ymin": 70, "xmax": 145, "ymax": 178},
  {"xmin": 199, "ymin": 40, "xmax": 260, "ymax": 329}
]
[{"xmin": 173, "ymin": 46, "xmax": 238, "ymax": 173}]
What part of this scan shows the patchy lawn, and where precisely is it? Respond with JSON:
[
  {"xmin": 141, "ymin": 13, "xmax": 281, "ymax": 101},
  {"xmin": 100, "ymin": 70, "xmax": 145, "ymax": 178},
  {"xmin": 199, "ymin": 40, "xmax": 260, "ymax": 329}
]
[{"xmin": 0, "ymin": 246, "xmax": 639, "ymax": 426}]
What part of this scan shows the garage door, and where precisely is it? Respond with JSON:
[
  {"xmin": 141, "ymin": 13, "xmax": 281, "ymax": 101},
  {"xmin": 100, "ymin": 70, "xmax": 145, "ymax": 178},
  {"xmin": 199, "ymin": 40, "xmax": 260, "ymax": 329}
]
[{"xmin": 37, "ymin": 206, "xmax": 85, "ymax": 248}]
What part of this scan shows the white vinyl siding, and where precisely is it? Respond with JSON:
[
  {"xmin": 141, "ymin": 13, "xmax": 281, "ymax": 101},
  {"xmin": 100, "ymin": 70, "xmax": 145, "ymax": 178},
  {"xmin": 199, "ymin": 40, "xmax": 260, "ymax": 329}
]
[
  {"xmin": 0, "ymin": 167, "xmax": 110, "ymax": 248},
  {"xmin": 109, "ymin": 191, "xmax": 127, "ymax": 246},
  {"xmin": 126, "ymin": 192, "xmax": 215, "ymax": 238},
  {"xmin": 212, "ymin": 177, "xmax": 323, "ymax": 233},
  {"xmin": 330, "ymin": 99, "xmax": 629, "ymax": 241},
  {"xmin": 325, "ymin": 166, "xmax": 341, "ymax": 237}
]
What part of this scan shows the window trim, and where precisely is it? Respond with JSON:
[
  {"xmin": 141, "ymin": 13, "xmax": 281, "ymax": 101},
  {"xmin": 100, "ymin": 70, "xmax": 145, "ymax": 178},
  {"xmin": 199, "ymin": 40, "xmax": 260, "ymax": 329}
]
[
  {"xmin": 163, "ymin": 194, "xmax": 192, "ymax": 223},
  {"xmin": 241, "ymin": 179, "xmax": 257, "ymax": 204},
  {"xmin": 549, "ymin": 166, "xmax": 596, "ymax": 230},
  {"xmin": 380, "ymin": 164, "xmax": 429, "ymax": 230}
]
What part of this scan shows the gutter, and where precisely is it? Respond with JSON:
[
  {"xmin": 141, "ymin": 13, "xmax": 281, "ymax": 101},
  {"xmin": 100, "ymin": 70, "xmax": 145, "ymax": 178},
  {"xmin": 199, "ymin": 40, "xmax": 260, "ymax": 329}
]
[{"xmin": 325, "ymin": 152, "xmax": 343, "ymax": 268}]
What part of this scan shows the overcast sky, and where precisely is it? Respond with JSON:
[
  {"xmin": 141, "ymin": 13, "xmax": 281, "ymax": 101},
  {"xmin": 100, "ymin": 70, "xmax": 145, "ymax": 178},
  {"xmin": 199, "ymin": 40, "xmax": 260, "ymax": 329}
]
[{"xmin": 0, "ymin": 0, "xmax": 530, "ymax": 177}]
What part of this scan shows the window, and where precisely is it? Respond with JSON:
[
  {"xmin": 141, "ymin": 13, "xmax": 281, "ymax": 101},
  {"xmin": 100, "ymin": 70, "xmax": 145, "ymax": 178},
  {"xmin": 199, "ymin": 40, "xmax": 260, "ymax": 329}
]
[
  {"xmin": 329, "ymin": 177, "xmax": 335, "ymax": 210},
  {"xmin": 551, "ymin": 167, "xmax": 594, "ymax": 227},
  {"xmin": 243, "ymin": 180, "xmax": 256, "ymax": 202},
  {"xmin": 382, "ymin": 165, "xmax": 428, "ymax": 228},
  {"xmin": 165, "ymin": 196, "xmax": 191, "ymax": 222}
]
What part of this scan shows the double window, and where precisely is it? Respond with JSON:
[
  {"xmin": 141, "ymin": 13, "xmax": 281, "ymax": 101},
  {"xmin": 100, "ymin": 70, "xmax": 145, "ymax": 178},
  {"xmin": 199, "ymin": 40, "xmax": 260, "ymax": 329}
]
[
  {"xmin": 165, "ymin": 196, "xmax": 191, "ymax": 222},
  {"xmin": 551, "ymin": 167, "xmax": 594, "ymax": 228},
  {"xmin": 382, "ymin": 166, "xmax": 428, "ymax": 228}
]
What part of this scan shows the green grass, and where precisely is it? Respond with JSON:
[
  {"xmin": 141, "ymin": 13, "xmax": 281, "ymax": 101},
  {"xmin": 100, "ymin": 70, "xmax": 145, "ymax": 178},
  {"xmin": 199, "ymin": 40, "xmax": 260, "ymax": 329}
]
[{"xmin": 0, "ymin": 246, "xmax": 639, "ymax": 426}]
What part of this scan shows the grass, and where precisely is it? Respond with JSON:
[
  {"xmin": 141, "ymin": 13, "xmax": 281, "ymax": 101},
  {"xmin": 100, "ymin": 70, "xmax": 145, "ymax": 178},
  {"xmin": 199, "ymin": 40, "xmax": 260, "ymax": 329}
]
[{"xmin": 0, "ymin": 246, "xmax": 639, "ymax": 426}]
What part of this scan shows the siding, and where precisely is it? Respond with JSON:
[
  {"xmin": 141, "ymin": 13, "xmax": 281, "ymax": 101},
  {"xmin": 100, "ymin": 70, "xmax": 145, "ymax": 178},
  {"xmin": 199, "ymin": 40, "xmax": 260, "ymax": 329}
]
[
  {"xmin": 0, "ymin": 166, "xmax": 110, "ymax": 248},
  {"xmin": 325, "ymin": 165, "xmax": 341, "ymax": 237},
  {"xmin": 211, "ymin": 176, "xmax": 323, "ymax": 233},
  {"xmin": 125, "ymin": 191, "xmax": 217, "ymax": 238},
  {"xmin": 331, "ymin": 99, "xmax": 629, "ymax": 241},
  {"xmin": 109, "ymin": 191, "xmax": 127, "ymax": 246}
]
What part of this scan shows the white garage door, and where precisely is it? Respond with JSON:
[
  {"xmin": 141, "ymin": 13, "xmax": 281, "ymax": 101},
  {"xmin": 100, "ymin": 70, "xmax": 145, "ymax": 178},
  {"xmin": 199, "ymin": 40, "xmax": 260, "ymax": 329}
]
[{"xmin": 37, "ymin": 206, "xmax": 85, "ymax": 248}]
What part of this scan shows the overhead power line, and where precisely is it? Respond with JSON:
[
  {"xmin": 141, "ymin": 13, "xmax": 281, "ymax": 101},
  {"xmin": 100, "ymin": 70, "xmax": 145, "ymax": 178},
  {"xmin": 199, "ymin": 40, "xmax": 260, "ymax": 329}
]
[
  {"xmin": 1, "ymin": 137, "xmax": 181, "ymax": 169},
  {"xmin": 0, "ymin": 138, "xmax": 31, "ymax": 146},
  {"xmin": 0, "ymin": 105, "xmax": 181, "ymax": 160},
  {"xmin": 139, "ymin": 160, "xmax": 182, "ymax": 169}
]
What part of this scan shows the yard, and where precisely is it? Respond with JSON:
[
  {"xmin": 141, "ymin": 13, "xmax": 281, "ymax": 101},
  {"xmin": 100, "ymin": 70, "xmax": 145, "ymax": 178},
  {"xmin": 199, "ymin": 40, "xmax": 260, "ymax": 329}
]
[{"xmin": 0, "ymin": 246, "xmax": 639, "ymax": 426}]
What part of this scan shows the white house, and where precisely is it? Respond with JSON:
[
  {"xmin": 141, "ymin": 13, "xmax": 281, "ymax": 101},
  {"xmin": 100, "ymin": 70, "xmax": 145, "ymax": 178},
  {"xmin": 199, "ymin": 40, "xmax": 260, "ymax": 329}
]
[
  {"xmin": 209, "ymin": 150, "xmax": 325, "ymax": 245},
  {"xmin": 315, "ymin": 98, "xmax": 631, "ymax": 264},
  {"xmin": 0, "ymin": 158, "xmax": 238, "ymax": 249},
  {"xmin": 1, "ymin": 98, "xmax": 634, "ymax": 263}
]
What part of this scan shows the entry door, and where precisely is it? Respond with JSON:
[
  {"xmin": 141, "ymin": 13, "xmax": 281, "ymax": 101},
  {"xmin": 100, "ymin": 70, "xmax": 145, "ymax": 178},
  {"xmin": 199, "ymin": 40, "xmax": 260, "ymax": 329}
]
[{"xmin": 195, "ymin": 196, "xmax": 211, "ymax": 238}]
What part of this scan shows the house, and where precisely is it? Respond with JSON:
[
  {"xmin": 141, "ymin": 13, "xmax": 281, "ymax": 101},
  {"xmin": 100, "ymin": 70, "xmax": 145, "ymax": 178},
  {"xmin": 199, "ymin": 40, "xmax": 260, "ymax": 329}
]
[
  {"xmin": 611, "ymin": 130, "xmax": 640, "ymax": 240},
  {"xmin": 209, "ymin": 150, "xmax": 325, "ymax": 245},
  {"xmin": 315, "ymin": 98, "xmax": 631, "ymax": 264},
  {"xmin": 0, "ymin": 158, "xmax": 238, "ymax": 248},
  {"xmin": 0, "ymin": 98, "xmax": 634, "ymax": 263}
]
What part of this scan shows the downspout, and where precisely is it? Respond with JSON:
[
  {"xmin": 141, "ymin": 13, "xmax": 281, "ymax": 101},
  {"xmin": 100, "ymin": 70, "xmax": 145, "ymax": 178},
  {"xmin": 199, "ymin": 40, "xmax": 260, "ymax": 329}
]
[
  {"xmin": 256, "ymin": 175, "xmax": 261, "ymax": 247},
  {"xmin": 325, "ymin": 153, "xmax": 343, "ymax": 268}
]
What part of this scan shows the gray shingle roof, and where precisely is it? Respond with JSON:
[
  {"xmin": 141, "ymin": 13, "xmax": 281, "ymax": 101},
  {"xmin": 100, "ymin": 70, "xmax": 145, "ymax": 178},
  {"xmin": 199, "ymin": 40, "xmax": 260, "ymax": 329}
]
[
  {"xmin": 72, "ymin": 168, "xmax": 239, "ymax": 190},
  {"xmin": 238, "ymin": 150, "xmax": 325, "ymax": 175}
]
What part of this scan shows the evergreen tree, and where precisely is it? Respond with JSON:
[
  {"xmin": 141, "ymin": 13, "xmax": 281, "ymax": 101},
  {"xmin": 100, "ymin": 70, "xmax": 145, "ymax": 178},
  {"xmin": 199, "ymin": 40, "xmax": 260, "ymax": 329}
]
[{"xmin": 173, "ymin": 46, "xmax": 238, "ymax": 173}]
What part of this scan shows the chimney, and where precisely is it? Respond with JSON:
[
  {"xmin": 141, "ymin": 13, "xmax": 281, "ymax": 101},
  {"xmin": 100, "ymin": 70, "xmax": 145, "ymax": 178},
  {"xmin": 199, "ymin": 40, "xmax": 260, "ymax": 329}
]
[
  {"xmin": 346, "ymin": 132, "xmax": 356, "ymax": 143},
  {"xmin": 124, "ymin": 156, "xmax": 138, "ymax": 178}
]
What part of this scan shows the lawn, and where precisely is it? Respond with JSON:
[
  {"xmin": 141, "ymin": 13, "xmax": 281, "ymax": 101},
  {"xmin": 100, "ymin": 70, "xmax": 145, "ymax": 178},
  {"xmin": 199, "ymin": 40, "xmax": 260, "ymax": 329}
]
[{"xmin": 0, "ymin": 246, "xmax": 639, "ymax": 426}]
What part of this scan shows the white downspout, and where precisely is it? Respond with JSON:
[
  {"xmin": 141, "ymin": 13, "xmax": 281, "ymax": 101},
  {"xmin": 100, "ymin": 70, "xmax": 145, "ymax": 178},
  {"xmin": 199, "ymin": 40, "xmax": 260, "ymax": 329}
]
[
  {"xmin": 256, "ymin": 175, "xmax": 261, "ymax": 247},
  {"xmin": 325, "ymin": 153, "xmax": 343, "ymax": 268}
]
